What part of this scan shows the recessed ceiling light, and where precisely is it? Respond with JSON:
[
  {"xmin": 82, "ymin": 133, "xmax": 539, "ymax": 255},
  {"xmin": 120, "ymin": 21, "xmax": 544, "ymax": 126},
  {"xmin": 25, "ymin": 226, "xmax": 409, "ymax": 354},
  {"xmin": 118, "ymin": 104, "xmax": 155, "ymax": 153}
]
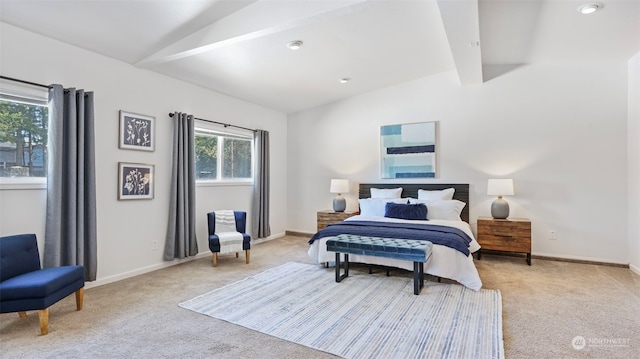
[
  {"xmin": 339, "ymin": 78, "xmax": 351, "ymax": 84},
  {"xmin": 578, "ymin": 3, "xmax": 602, "ymax": 14},
  {"xmin": 287, "ymin": 40, "xmax": 303, "ymax": 50}
]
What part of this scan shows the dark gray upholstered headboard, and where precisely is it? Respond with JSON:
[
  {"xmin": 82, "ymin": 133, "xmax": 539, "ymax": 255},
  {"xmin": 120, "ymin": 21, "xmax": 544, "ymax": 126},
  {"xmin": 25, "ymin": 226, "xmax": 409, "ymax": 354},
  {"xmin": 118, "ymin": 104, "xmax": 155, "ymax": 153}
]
[{"xmin": 359, "ymin": 183, "xmax": 470, "ymax": 223}]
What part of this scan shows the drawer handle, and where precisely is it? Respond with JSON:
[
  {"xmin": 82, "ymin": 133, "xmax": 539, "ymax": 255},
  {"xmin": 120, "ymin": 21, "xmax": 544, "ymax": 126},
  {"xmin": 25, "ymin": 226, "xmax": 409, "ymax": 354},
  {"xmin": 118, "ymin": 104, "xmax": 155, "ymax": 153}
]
[{"xmin": 494, "ymin": 233, "xmax": 513, "ymax": 238}]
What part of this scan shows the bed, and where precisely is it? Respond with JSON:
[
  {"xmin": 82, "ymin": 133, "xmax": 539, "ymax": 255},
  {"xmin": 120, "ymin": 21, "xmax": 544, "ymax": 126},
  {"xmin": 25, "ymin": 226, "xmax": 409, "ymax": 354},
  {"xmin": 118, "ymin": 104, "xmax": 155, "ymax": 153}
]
[{"xmin": 308, "ymin": 183, "xmax": 482, "ymax": 291}]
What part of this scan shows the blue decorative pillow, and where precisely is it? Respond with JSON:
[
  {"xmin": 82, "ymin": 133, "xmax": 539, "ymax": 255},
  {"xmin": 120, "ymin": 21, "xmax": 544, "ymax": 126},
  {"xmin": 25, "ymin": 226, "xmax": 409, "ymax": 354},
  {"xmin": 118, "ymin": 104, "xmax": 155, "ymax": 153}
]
[{"xmin": 384, "ymin": 202, "xmax": 427, "ymax": 220}]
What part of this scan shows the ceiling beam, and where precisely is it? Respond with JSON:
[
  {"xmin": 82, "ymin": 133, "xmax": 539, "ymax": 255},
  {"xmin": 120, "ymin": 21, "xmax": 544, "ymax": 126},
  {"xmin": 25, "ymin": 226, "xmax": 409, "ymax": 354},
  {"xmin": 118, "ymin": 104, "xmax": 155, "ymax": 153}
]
[
  {"xmin": 437, "ymin": 0, "xmax": 483, "ymax": 85},
  {"xmin": 136, "ymin": 0, "xmax": 372, "ymax": 68}
]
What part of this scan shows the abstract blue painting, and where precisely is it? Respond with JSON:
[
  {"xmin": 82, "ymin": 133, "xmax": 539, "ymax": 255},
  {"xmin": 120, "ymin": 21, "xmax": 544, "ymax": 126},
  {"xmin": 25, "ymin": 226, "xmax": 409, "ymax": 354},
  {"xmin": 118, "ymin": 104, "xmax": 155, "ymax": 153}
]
[{"xmin": 380, "ymin": 122, "xmax": 436, "ymax": 178}]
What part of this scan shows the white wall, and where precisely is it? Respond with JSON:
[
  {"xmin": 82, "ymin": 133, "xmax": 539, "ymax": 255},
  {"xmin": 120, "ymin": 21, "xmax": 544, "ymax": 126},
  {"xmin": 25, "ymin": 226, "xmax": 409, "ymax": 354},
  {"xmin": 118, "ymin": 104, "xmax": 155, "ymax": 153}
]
[
  {"xmin": 628, "ymin": 51, "xmax": 640, "ymax": 275},
  {"xmin": 0, "ymin": 23, "xmax": 288, "ymax": 286},
  {"xmin": 288, "ymin": 64, "xmax": 629, "ymax": 264}
]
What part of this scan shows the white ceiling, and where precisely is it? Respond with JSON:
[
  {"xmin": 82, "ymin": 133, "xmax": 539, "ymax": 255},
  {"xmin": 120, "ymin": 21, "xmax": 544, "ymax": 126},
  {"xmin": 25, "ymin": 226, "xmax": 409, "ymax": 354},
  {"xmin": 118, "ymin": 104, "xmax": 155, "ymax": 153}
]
[{"xmin": 1, "ymin": 0, "xmax": 638, "ymax": 114}]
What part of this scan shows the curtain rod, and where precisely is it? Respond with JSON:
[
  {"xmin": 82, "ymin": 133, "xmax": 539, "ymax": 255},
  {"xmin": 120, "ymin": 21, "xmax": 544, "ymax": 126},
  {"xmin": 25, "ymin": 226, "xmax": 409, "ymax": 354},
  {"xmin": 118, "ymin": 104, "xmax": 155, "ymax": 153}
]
[
  {"xmin": 169, "ymin": 112, "xmax": 257, "ymax": 133},
  {"xmin": 0, "ymin": 75, "xmax": 52, "ymax": 89}
]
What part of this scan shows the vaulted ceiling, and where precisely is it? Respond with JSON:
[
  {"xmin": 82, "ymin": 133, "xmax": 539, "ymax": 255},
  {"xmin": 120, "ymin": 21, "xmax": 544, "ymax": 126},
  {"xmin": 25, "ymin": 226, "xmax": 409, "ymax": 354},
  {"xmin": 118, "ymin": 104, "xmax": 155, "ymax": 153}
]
[{"xmin": 1, "ymin": 0, "xmax": 638, "ymax": 114}]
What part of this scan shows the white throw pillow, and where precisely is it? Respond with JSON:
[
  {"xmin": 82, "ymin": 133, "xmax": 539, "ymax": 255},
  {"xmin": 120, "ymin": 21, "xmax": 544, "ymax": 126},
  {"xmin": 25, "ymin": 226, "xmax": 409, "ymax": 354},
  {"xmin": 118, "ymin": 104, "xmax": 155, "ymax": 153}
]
[
  {"xmin": 408, "ymin": 198, "xmax": 465, "ymax": 221},
  {"xmin": 370, "ymin": 187, "xmax": 403, "ymax": 199},
  {"xmin": 359, "ymin": 198, "xmax": 408, "ymax": 217},
  {"xmin": 417, "ymin": 188, "xmax": 455, "ymax": 201}
]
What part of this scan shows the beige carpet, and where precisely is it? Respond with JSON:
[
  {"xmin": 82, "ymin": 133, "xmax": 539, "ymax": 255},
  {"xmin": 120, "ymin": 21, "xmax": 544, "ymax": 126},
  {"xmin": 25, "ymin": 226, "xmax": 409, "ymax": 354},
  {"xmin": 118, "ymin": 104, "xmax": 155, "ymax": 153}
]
[{"xmin": 1, "ymin": 236, "xmax": 638, "ymax": 358}]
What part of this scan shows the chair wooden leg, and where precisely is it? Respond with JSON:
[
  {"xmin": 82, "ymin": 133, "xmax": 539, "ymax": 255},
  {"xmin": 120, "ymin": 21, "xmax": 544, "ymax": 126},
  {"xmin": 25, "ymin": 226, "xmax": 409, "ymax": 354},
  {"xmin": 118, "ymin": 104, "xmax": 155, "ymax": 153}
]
[
  {"xmin": 76, "ymin": 288, "xmax": 84, "ymax": 311},
  {"xmin": 18, "ymin": 311, "xmax": 27, "ymax": 318},
  {"xmin": 246, "ymin": 249, "xmax": 250, "ymax": 264},
  {"xmin": 212, "ymin": 253, "xmax": 218, "ymax": 267},
  {"xmin": 236, "ymin": 252, "xmax": 239, "ymax": 258},
  {"xmin": 38, "ymin": 308, "xmax": 49, "ymax": 335}
]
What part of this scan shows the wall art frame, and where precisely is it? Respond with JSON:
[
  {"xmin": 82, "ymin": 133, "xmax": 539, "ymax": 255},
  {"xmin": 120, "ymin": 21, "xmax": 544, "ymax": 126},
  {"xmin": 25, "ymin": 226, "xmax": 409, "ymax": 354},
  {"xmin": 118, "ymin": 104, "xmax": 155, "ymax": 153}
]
[
  {"xmin": 119, "ymin": 110, "xmax": 155, "ymax": 151},
  {"xmin": 118, "ymin": 162, "xmax": 154, "ymax": 200},
  {"xmin": 380, "ymin": 121, "xmax": 437, "ymax": 178}
]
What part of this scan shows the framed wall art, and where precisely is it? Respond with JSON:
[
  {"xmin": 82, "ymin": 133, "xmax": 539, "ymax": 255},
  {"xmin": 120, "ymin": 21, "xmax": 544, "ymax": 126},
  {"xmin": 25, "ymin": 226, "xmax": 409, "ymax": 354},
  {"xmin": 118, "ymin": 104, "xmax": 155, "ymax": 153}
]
[
  {"xmin": 118, "ymin": 162, "xmax": 154, "ymax": 200},
  {"xmin": 380, "ymin": 121, "xmax": 436, "ymax": 178},
  {"xmin": 119, "ymin": 110, "xmax": 155, "ymax": 151}
]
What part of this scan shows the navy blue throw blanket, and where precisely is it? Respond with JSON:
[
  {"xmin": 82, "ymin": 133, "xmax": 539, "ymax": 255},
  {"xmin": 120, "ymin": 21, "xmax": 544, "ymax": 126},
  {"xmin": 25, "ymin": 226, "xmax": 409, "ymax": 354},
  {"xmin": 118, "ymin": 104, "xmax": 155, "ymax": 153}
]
[{"xmin": 309, "ymin": 220, "xmax": 472, "ymax": 256}]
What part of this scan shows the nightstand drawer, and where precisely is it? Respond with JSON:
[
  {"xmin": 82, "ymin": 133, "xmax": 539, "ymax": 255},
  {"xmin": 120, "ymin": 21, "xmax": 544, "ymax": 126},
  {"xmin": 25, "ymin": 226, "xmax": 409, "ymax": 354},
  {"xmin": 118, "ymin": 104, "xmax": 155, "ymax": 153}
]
[
  {"xmin": 476, "ymin": 234, "xmax": 531, "ymax": 252},
  {"xmin": 477, "ymin": 223, "xmax": 530, "ymax": 241}
]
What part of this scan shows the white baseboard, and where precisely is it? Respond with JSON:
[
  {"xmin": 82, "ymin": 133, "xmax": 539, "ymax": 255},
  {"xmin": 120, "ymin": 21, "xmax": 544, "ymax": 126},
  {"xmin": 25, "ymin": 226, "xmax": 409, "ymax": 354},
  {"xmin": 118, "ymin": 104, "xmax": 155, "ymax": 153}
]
[
  {"xmin": 85, "ymin": 232, "xmax": 287, "ymax": 289},
  {"xmin": 253, "ymin": 231, "xmax": 285, "ymax": 245},
  {"xmin": 83, "ymin": 246, "xmax": 639, "ymax": 289},
  {"xmin": 85, "ymin": 252, "xmax": 210, "ymax": 289}
]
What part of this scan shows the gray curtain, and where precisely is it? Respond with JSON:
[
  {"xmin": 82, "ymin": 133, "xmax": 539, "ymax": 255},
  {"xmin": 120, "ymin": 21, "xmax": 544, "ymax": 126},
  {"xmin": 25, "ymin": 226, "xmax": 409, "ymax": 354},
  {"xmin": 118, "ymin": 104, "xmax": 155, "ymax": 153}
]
[
  {"xmin": 44, "ymin": 85, "xmax": 97, "ymax": 281},
  {"xmin": 164, "ymin": 112, "xmax": 198, "ymax": 260},
  {"xmin": 252, "ymin": 130, "xmax": 270, "ymax": 238}
]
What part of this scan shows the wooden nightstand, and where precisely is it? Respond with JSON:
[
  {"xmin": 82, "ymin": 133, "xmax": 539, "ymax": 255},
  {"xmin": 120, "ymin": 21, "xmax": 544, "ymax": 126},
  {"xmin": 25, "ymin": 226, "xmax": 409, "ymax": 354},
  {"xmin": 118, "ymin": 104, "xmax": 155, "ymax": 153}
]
[
  {"xmin": 317, "ymin": 210, "xmax": 358, "ymax": 231},
  {"xmin": 476, "ymin": 217, "xmax": 532, "ymax": 265}
]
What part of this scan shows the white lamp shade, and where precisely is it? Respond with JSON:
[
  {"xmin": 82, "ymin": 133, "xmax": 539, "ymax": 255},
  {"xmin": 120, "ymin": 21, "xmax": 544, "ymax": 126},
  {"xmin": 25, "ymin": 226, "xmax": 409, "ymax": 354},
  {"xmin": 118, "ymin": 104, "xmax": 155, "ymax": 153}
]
[
  {"xmin": 330, "ymin": 179, "xmax": 350, "ymax": 194},
  {"xmin": 487, "ymin": 179, "xmax": 514, "ymax": 196}
]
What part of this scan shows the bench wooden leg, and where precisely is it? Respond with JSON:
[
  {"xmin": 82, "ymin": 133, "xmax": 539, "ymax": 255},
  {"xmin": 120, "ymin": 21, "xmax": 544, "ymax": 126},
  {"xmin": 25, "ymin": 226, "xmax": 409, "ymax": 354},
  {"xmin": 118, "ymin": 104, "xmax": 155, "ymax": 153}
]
[
  {"xmin": 245, "ymin": 249, "xmax": 250, "ymax": 264},
  {"xmin": 76, "ymin": 288, "xmax": 84, "ymax": 311},
  {"xmin": 335, "ymin": 252, "xmax": 349, "ymax": 282},
  {"xmin": 18, "ymin": 311, "xmax": 27, "ymax": 318},
  {"xmin": 413, "ymin": 261, "xmax": 425, "ymax": 295},
  {"xmin": 236, "ymin": 252, "xmax": 239, "ymax": 258},
  {"xmin": 212, "ymin": 253, "xmax": 218, "ymax": 267},
  {"xmin": 38, "ymin": 308, "xmax": 49, "ymax": 335}
]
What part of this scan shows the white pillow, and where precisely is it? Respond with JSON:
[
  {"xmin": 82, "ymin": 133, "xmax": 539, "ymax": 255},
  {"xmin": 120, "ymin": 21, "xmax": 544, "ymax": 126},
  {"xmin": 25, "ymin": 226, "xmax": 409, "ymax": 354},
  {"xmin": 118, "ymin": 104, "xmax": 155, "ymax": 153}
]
[
  {"xmin": 418, "ymin": 188, "xmax": 455, "ymax": 201},
  {"xmin": 370, "ymin": 187, "xmax": 403, "ymax": 199},
  {"xmin": 359, "ymin": 198, "xmax": 408, "ymax": 217},
  {"xmin": 408, "ymin": 198, "xmax": 465, "ymax": 221}
]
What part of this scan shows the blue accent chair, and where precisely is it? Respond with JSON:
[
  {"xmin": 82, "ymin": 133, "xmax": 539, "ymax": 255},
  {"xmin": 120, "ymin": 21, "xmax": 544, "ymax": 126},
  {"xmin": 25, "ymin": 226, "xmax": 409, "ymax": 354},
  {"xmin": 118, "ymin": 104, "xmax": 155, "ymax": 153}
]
[
  {"xmin": 0, "ymin": 234, "xmax": 85, "ymax": 335},
  {"xmin": 207, "ymin": 211, "xmax": 251, "ymax": 267}
]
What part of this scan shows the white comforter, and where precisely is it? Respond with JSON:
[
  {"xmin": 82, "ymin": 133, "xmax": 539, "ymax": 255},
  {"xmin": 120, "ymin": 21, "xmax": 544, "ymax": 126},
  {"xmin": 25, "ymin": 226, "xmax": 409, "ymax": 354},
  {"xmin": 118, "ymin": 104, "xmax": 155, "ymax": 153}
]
[{"xmin": 307, "ymin": 215, "xmax": 483, "ymax": 291}]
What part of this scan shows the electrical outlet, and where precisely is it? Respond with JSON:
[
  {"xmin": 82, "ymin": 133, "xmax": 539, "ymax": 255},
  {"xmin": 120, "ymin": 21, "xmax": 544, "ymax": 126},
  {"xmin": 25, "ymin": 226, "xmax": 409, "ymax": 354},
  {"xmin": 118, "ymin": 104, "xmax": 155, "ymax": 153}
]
[
  {"xmin": 548, "ymin": 230, "xmax": 557, "ymax": 240},
  {"xmin": 152, "ymin": 240, "xmax": 158, "ymax": 250}
]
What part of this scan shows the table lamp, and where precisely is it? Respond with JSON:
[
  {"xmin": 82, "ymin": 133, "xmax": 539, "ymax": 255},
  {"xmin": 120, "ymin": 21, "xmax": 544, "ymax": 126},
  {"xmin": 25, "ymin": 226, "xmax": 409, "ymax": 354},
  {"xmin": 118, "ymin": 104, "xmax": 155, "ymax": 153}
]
[
  {"xmin": 487, "ymin": 179, "xmax": 514, "ymax": 219},
  {"xmin": 330, "ymin": 179, "xmax": 349, "ymax": 212}
]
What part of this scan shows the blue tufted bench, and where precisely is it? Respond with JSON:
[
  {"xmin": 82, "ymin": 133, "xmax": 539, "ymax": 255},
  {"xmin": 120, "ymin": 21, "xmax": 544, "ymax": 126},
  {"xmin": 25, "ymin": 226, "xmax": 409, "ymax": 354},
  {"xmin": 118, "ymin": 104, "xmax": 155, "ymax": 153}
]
[{"xmin": 326, "ymin": 234, "xmax": 433, "ymax": 295}]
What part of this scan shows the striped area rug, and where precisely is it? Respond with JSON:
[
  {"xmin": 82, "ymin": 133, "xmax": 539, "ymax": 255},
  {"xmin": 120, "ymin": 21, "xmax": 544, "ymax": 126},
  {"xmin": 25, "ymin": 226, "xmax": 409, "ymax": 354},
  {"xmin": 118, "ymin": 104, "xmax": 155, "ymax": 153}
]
[{"xmin": 179, "ymin": 262, "xmax": 504, "ymax": 359}]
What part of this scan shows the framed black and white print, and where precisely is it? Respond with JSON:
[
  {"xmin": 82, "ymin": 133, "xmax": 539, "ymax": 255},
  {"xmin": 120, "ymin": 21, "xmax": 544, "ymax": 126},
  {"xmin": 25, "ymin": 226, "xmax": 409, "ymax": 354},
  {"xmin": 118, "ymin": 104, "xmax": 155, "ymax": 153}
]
[
  {"xmin": 119, "ymin": 110, "xmax": 155, "ymax": 151},
  {"xmin": 118, "ymin": 162, "xmax": 154, "ymax": 200}
]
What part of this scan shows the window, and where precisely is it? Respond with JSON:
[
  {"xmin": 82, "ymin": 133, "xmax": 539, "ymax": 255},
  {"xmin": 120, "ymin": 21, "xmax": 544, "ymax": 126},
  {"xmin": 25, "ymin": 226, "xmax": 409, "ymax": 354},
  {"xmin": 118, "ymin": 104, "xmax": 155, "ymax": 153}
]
[
  {"xmin": 195, "ymin": 128, "xmax": 253, "ymax": 182},
  {"xmin": 0, "ymin": 94, "xmax": 48, "ymax": 179}
]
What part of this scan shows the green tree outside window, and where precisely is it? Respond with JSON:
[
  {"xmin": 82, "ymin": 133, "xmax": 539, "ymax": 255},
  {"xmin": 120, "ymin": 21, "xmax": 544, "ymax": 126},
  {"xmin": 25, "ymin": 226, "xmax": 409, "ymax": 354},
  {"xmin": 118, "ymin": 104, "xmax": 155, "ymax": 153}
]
[{"xmin": 0, "ymin": 100, "xmax": 48, "ymax": 177}]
